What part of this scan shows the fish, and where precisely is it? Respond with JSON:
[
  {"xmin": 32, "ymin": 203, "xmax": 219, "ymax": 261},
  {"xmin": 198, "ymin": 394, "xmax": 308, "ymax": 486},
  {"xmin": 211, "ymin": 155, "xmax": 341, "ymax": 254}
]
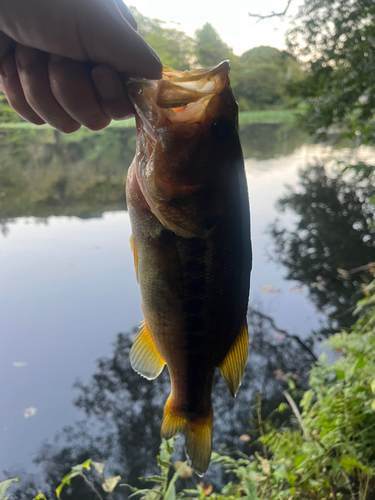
[{"xmin": 126, "ymin": 61, "xmax": 252, "ymax": 476}]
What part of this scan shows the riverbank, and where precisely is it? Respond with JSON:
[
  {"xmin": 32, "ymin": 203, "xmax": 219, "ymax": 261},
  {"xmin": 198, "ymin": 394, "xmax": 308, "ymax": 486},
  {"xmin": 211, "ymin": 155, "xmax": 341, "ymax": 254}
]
[{"xmin": 0, "ymin": 109, "xmax": 298, "ymax": 130}]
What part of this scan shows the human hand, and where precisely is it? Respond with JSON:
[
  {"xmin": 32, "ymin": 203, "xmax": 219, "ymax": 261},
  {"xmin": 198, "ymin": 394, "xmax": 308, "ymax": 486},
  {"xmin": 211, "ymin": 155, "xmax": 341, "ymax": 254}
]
[{"xmin": 0, "ymin": 0, "xmax": 162, "ymax": 132}]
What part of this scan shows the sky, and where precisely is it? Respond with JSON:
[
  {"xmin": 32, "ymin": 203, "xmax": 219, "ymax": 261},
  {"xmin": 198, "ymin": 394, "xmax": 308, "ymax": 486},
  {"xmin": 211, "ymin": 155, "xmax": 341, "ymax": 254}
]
[{"xmin": 129, "ymin": 0, "xmax": 305, "ymax": 56}]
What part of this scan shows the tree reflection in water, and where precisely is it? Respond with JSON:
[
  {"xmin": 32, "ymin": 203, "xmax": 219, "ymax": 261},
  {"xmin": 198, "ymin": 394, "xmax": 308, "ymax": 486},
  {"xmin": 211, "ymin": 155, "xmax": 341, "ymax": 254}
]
[
  {"xmin": 270, "ymin": 164, "xmax": 375, "ymax": 337},
  {"xmin": 10, "ymin": 308, "xmax": 315, "ymax": 499}
]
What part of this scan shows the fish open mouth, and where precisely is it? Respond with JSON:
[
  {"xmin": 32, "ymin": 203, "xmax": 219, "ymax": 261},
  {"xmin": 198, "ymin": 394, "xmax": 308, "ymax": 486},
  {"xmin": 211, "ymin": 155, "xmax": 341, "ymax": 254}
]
[{"xmin": 127, "ymin": 60, "xmax": 231, "ymax": 126}]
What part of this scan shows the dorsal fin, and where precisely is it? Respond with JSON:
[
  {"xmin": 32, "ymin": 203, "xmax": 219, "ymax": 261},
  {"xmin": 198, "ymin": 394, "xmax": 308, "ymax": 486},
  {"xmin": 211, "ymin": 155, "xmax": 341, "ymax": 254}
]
[
  {"xmin": 130, "ymin": 320, "xmax": 165, "ymax": 380},
  {"xmin": 218, "ymin": 319, "xmax": 248, "ymax": 397}
]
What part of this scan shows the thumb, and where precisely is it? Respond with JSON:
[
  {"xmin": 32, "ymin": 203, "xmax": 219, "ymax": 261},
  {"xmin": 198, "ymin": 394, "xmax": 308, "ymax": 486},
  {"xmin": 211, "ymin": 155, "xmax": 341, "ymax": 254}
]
[{"xmin": 76, "ymin": 0, "xmax": 162, "ymax": 79}]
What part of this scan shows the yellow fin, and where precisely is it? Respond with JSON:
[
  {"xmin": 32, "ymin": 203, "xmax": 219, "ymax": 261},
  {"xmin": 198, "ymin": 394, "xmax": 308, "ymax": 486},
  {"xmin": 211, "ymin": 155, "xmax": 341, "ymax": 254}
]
[
  {"xmin": 129, "ymin": 235, "xmax": 139, "ymax": 282},
  {"xmin": 161, "ymin": 397, "xmax": 213, "ymax": 476},
  {"xmin": 218, "ymin": 320, "xmax": 248, "ymax": 397},
  {"xmin": 130, "ymin": 320, "xmax": 165, "ymax": 380},
  {"xmin": 161, "ymin": 396, "xmax": 187, "ymax": 438}
]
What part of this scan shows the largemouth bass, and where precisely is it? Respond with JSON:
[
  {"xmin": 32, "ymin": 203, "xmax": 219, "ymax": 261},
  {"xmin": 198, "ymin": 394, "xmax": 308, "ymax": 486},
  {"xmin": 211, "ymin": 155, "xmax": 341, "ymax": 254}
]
[{"xmin": 126, "ymin": 61, "xmax": 252, "ymax": 476}]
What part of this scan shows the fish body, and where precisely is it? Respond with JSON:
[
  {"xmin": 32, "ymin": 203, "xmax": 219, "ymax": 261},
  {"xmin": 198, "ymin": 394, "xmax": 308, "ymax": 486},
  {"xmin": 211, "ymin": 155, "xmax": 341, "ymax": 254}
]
[{"xmin": 126, "ymin": 61, "xmax": 252, "ymax": 475}]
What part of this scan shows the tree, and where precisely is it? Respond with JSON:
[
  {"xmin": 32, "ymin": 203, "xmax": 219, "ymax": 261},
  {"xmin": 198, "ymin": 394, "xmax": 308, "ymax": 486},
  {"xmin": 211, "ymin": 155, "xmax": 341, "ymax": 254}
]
[
  {"xmin": 234, "ymin": 46, "xmax": 303, "ymax": 110},
  {"xmin": 129, "ymin": 7, "xmax": 195, "ymax": 70},
  {"xmin": 194, "ymin": 23, "xmax": 233, "ymax": 68},
  {"xmin": 287, "ymin": 0, "xmax": 375, "ymax": 143}
]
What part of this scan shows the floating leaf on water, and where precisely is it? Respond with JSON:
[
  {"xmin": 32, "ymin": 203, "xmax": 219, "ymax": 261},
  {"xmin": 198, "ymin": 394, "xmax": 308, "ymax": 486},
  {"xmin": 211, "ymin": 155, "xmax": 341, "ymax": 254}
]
[
  {"xmin": 260, "ymin": 285, "xmax": 281, "ymax": 294},
  {"xmin": 239, "ymin": 434, "xmax": 250, "ymax": 442},
  {"xmin": 12, "ymin": 362, "xmax": 28, "ymax": 368},
  {"xmin": 24, "ymin": 407, "xmax": 37, "ymax": 419}
]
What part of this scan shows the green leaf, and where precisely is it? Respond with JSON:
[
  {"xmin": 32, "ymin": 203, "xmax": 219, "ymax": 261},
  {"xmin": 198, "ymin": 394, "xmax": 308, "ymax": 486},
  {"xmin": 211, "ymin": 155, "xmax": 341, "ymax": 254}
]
[
  {"xmin": 371, "ymin": 400, "xmax": 375, "ymax": 412},
  {"xmin": 143, "ymin": 476, "xmax": 166, "ymax": 484},
  {"xmin": 294, "ymin": 455, "xmax": 307, "ymax": 468},
  {"xmin": 340, "ymin": 456, "xmax": 360, "ymax": 472},
  {"xmin": 102, "ymin": 475, "xmax": 121, "ymax": 493},
  {"xmin": 371, "ymin": 380, "xmax": 375, "ymax": 394},
  {"xmin": 336, "ymin": 370, "xmax": 345, "ymax": 380},
  {"xmin": 0, "ymin": 479, "xmax": 18, "ymax": 500},
  {"xmin": 165, "ymin": 461, "xmax": 188, "ymax": 500},
  {"xmin": 33, "ymin": 494, "xmax": 47, "ymax": 500},
  {"xmin": 55, "ymin": 483, "xmax": 64, "ymax": 500},
  {"xmin": 277, "ymin": 402, "xmax": 288, "ymax": 412},
  {"xmin": 332, "ymin": 459, "xmax": 340, "ymax": 473},
  {"xmin": 56, "ymin": 459, "xmax": 92, "ymax": 498},
  {"xmin": 353, "ymin": 354, "xmax": 366, "ymax": 372}
]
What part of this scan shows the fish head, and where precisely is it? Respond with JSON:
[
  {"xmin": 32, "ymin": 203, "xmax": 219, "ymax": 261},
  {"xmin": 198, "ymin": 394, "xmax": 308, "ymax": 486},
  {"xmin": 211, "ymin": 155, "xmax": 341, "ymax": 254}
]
[{"xmin": 127, "ymin": 61, "xmax": 242, "ymax": 238}]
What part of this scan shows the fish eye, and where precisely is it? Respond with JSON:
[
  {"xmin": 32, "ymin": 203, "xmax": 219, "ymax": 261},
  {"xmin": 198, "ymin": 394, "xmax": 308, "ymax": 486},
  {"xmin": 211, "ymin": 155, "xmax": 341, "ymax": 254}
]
[{"xmin": 210, "ymin": 116, "xmax": 234, "ymax": 141}]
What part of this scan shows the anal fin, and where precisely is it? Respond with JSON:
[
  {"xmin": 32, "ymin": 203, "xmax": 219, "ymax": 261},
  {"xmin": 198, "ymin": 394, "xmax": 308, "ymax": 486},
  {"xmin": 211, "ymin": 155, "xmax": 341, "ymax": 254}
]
[
  {"xmin": 161, "ymin": 396, "xmax": 213, "ymax": 476},
  {"xmin": 130, "ymin": 320, "xmax": 165, "ymax": 380},
  {"xmin": 218, "ymin": 319, "xmax": 248, "ymax": 397}
]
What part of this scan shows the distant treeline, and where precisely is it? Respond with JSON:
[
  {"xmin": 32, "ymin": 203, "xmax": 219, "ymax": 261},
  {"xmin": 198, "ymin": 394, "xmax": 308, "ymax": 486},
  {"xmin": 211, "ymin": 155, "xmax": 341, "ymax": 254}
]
[
  {"xmin": 133, "ymin": 7, "xmax": 303, "ymax": 111},
  {"xmin": 0, "ymin": 9, "xmax": 303, "ymax": 123}
]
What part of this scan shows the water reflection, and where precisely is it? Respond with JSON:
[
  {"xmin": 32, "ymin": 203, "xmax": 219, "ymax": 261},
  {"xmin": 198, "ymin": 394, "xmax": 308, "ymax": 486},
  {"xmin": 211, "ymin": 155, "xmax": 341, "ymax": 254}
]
[
  {"xmin": 0, "ymin": 124, "xmax": 307, "ymax": 230},
  {"xmin": 9, "ymin": 307, "xmax": 315, "ymax": 499},
  {"xmin": 1, "ymin": 123, "xmax": 373, "ymax": 495},
  {"xmin": 270, "ymin": 164, "xmax": 375, "ymax": 336},
  {"xmin": 240, "ymin": 123, "xmax": 308, "ymax": 160},
  {"xmin": 0, "ymin": 127, "xmax": 136, "ymax": 228}
]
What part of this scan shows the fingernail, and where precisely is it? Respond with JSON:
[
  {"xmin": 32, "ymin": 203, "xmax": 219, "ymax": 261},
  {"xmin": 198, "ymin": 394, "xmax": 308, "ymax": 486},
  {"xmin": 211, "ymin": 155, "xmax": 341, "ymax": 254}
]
[
  {"xmin": 92, "ymin": 67, "xmax": 118, "ymax": 99},
  {"xmin": 16, "ymin": 45, "xmax": 38, "ymax": 68}
]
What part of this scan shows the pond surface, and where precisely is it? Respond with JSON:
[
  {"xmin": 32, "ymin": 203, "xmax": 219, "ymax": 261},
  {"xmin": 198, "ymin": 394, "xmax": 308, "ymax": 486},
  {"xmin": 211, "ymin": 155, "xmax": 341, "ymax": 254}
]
[{"xmin": 0, "ymin": 123, "xmax": 373, "ymax": 495}]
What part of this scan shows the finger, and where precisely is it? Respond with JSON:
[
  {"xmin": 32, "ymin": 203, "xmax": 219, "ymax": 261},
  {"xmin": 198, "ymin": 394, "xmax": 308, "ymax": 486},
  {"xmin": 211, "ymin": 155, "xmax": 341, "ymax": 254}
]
[
  {"xmin": 15, "ymin": 44, "xmax": 80, "ymax": 133},
  {"xmin": 75, "ymin": 0, "xmax": 162, "ymax": 79},
  {"xmin": 91, "ymin": 65, "xmax": 134, "ymax": 120},
  {"xmin": 0, "ymin": 30, "xmax": 13, "ymax": 60},
  {"xmin": 48, "ymin": 56, "xmax": 111, "ymax": 131},
  {"xmin": 114, "ymin": 0, "xmax": 137, "ymax": 31},
  {"xmin": 0, "ymin": 51, "xmax": 45, "ymax": 124}
]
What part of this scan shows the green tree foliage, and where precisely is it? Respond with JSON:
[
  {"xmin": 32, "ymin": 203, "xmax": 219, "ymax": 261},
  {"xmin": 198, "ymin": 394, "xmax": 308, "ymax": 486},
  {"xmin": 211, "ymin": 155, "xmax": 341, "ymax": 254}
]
[
  {"xmin": 0, "ymin": 93, "xmax": 22, "ymax": 122},
  {"xmin": 194, "ymin": 23, "xmax": 233, "ymax": 68},
  {"xmin": 287, "ymin": 0, "xmax": 375, "ymax": 142},
  {"xmin": 235, "ymin": 46, "xmax": 303, "ymax": 110},
  {"xmin": 130, "ymin": 7, "xmax": 195, "ymax": 70},
  {"xmin": 270, "ymin": 164, "xmax": 375, "ymax": 335}
]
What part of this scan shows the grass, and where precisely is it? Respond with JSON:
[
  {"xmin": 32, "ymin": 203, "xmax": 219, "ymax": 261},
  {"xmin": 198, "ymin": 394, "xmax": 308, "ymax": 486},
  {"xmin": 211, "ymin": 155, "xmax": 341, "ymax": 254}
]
[
  {"xmin": 0, "ymin": 109, "xmax": 297, "ymax": 131},
  {"xmin": 239, "ymin": 109, "xmax": 298, "ymax": 125}
]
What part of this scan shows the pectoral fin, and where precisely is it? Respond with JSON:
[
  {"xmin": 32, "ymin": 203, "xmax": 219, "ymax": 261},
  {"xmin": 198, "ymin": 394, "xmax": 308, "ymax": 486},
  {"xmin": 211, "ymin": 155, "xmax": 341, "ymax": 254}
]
[
  {"xmin": 129, "ymin": 235, "xmax": 139, "ymax": 282},
  {"xmin": 130, "ymin": 320, "xmax": 165, "ymax": 380},
  {"xmin": 218, "ymin": 319, "xmax": 248, "ymax": 397}
]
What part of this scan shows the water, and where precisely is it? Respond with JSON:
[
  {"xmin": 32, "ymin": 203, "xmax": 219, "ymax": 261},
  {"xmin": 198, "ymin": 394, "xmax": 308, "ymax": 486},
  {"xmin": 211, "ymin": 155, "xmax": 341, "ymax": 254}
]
[{"xmin": 0, "ymin": 124, "xmax": 372, "ymax": 494}]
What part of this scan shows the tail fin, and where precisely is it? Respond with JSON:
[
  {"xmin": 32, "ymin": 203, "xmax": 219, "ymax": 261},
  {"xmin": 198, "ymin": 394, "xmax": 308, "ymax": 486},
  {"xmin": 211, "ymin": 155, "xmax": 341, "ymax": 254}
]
[{"xmin": 161, "ymin": 396, "xmax": 213, "ymax": 476}]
